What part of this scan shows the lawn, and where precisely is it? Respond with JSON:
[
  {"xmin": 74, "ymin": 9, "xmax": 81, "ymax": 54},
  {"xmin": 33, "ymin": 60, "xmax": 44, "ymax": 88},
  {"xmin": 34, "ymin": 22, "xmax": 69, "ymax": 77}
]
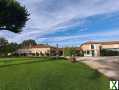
[{"xmin": 0, "ymin": 57, "xmax": 109, "ymax": 90}]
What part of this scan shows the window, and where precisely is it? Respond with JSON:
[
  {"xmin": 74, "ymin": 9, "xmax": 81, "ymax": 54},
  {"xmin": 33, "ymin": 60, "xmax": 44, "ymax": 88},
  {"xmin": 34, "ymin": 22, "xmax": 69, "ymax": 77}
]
[
  {"xmin": 92, "ymin": 50, "xmax": 95, "ymax": 56},
  {"xmin": 91, "ymin": 44, "xmax": 94, "ymax": 49},
  {"xmin": 87, "ymin": 50, "xmax": 90, "ymax": 54}
]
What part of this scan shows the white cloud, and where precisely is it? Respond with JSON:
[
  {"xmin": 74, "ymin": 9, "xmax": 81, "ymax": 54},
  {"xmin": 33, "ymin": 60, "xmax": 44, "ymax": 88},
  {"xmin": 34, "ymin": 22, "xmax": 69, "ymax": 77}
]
[
  {"xmin": 39, "ymin": 29, "xmax": 119, "ymax": 42},
  {"xmin": 1, "ymin": 0, "xmax": 119, "ymax": 44}
]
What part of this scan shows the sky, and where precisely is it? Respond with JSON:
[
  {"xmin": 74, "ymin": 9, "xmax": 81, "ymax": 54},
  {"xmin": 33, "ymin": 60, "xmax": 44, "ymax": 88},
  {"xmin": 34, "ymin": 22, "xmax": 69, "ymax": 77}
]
[{"xmin": 0, "ymin": 0, "xmax": 119, "ymax": 47}]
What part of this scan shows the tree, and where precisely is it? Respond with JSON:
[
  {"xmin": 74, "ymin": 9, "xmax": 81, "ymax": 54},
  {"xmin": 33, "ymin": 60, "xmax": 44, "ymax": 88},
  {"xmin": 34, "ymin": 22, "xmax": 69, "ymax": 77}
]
[
  {"xmin": 0, "ymin": 38, "xmax": 19, "ymax": 56},
  {"xmin": 0, "ymin": 37, "xmax": 8, "ymax": 56},
  {"xmin": 0, "ymin": 37, "xmax": 8, "ymax": 47},
  {"xmin": 64, "ymin": 47, "xmax": 77, "ymax": 56},
  {"xmin": 7, "ymin": 43, "xmax": 19, "ymax": 53},
  {"xmin": 0, "ymin": 0, "xmax": 29, "ymax": 33},
  {"xmin": 76, "ymin": 50, "xmax": 84, "ymax": 56},
  {"xmin": 20, "ymin": 39, "xmax": 37, "ymax": 48},
  {"xmin": 100, "ymin": 49, "xmax": 119, "ymax": 56}
]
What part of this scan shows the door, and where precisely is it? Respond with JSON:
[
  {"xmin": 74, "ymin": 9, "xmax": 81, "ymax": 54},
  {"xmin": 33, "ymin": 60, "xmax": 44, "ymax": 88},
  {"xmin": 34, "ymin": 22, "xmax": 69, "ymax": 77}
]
[{"xmin": 92, "ymin": 50, "xmax": 95, "ymax": 56}]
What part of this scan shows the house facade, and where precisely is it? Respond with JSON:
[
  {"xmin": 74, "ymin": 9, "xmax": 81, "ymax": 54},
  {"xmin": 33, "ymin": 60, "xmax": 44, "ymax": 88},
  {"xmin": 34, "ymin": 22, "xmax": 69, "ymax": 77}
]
[
  {"xmin": 16, "ymin": 44, "xmax": 58, "ymax": 56},
  {"xmin": 80, "ymin": 41, "xmax": 119, "ymax": 56}
]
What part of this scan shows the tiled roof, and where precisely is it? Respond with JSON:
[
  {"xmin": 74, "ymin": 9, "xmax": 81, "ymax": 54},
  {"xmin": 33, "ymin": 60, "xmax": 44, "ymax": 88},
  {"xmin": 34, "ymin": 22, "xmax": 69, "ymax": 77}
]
[
  {"xmin": 20, "ymin": 44, "xmax": 56, "ymax": 49},
  {"xmin": 82, "ymin": 41, "xmax": 119, "ymax": 45},
  {"xmin": 31, "ymin": 45, "xmax": 51, "ymax": 48}
]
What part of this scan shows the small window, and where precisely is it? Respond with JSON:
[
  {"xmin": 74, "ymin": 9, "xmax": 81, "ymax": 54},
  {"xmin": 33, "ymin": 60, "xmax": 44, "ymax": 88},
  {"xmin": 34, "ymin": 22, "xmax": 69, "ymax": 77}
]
[
  {"xmin": 87, "ymin": 51, "xmax": 90, "ymax": 54},
  {"xmin": 91, "ymin": 44, "xmax": 94, "ymax": 49},
  {"xmin": 92, "ymin": 50, "xmax": 95, "ymax": 56}
]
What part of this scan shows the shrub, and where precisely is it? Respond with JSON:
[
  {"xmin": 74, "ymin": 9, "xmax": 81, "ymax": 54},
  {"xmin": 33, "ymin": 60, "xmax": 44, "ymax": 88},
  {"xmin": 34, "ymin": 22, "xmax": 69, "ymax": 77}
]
[{"xmin": 100, "ymin": 49, "xmax": 119, "ymax": 56}]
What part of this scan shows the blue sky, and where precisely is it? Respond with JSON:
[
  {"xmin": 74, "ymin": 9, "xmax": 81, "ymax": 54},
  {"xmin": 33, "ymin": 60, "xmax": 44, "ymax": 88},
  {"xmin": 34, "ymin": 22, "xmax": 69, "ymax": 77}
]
[{"xmin": 0, "ymin": 0, "xmax": 119, "ymax": 47}]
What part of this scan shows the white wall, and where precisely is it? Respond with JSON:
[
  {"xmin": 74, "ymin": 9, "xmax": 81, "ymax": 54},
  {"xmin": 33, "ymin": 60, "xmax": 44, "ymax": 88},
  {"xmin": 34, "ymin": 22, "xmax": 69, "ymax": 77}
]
[{"xmin": 84, "ymin": 51, "xmax": 92, "ymax": 57}]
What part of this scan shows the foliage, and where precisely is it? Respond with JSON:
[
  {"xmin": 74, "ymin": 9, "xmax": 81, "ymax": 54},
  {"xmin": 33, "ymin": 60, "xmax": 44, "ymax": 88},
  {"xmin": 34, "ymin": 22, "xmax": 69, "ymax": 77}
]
[
  {"xmin": 0, "ymin": 38, "xmax": 9, "ymax": 56},
  {"xmin": 63, "ymin": 47, "xmax": 73, "ymax": 56},
  {"xmin": 0, "ymin": 37, "xmax": 19, "ymax": 56},
  {"xmin": 7, "ymin": 43, "xmax": 19, "ymax": 53},
  {"xmin": 100, "ymin": 49, "xmax": 119, "ymax": 56},
  {"xmin": 19, "ymin": 39, "xmax": 37, "ymax": 48},
  {"xmin": 63, "ymin": 47, "xmax": 80, "ymax": 56},
  {"xmin": 72, "ymin": 50, "xmax": 84, "ymax": 56},
  {"xmin": 0, "ymin": 37, "xmax": 8, "ymax": 46},
  {"xmin": 0, "ymin": 0, "xmax": 29, "ymax": 33}
]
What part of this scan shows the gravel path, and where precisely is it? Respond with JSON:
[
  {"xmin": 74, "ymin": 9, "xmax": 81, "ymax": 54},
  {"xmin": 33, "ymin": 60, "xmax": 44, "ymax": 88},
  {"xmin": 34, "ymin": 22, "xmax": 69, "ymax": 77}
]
[{"xmin": 76, "ymin": 56, "xmax": 119, "ymax": 80}]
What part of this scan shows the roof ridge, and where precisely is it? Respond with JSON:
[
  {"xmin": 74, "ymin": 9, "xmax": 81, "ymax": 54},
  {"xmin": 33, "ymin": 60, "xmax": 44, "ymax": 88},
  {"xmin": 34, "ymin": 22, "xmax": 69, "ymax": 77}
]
[{"xmin": 84, "ymin": 40, "xmax": 119, "ymax": 44}]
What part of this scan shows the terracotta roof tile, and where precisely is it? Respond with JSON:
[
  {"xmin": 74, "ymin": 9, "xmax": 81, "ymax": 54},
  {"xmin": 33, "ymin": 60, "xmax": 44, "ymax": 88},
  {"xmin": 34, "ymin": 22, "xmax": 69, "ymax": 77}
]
[
  {"xmin": 82, "ymin": 41, "xmax": 119, "ymax": 45},
  {"xmin": 20, "ymin": 44, "xmax": 56, "ymax": 49}
]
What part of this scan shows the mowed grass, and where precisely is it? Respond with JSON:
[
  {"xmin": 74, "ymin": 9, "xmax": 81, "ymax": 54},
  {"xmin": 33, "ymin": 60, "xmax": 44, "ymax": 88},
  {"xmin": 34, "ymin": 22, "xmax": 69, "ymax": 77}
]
[{"xmin": 0, "ymin": 57, "xmax": 109, "ymax": 90}]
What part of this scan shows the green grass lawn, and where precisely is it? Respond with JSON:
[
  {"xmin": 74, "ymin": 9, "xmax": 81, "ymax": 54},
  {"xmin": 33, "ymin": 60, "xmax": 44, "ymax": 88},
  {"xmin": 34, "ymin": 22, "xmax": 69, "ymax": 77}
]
[{"xmin": 0, "ymin": 57, "xmax": 109, "ymax": 90}]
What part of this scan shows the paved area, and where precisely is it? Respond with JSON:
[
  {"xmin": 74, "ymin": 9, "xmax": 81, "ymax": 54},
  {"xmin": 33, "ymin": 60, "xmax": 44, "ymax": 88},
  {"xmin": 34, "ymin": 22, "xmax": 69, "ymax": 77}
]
[{"xmin": 76, "ymin": 56, "xmax": 119, "ymax": 80}]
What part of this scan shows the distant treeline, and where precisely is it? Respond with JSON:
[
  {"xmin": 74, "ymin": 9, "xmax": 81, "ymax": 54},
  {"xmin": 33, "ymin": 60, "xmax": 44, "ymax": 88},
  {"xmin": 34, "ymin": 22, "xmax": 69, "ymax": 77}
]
[{"xmin": 0, "ymin": 37, "xmax": 37, "ymax": 56}]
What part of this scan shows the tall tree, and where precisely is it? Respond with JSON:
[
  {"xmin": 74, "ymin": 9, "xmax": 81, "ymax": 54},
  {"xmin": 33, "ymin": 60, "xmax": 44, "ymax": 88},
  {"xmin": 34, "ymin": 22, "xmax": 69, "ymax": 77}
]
[
  {"xmin": 0, "ymin": 37, "xmax": 8, "ymax": 47},
  {"xmin": 0, "ymin": 0, "xmax": 29, "ymax": 33},
  {"xmin": 20, "ymin": 39, "xmax": 37, "ymax": 48},
  {"xmin": 63, "ymin": 47, "xmax": 77, "ymax": 56},
  {"xmin": 0, "ymin": 38, "xmax": 19, "ymax": 56},
  {"xmin": 0, "ymin": 37, "xmax": 8, "ymax": 56},
  {"xmin": 7, "ymin": 43, "xmax": 19, "ymax": 53}
]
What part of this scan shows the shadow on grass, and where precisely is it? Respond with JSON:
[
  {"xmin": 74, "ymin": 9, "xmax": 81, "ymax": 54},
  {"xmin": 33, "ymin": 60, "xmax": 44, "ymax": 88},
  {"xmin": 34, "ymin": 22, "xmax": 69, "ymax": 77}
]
[
  {"xmin": 88, "ymin": 69, "xmax": 102, "ymax": 80},
  {"xmin": 0, "ymin": 57, "xmax": 66, "ymax": 68}
]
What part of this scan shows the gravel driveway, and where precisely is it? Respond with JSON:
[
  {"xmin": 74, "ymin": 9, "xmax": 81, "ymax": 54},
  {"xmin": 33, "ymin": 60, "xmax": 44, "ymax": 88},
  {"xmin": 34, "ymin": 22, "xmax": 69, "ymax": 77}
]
[{"xmin": 76, "ymin": 56, "xmax": 119, "ymax": 80}]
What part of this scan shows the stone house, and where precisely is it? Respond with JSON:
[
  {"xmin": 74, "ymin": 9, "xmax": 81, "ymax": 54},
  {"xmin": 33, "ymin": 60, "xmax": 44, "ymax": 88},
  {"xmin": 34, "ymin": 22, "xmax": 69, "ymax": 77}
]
[
  {"xmin": 80, "ymin": 41, "xmax": 119, "ymax": 56},
  {"xmin": 16, "ymin": 44, "xmax": 58, "ymax": 56}
]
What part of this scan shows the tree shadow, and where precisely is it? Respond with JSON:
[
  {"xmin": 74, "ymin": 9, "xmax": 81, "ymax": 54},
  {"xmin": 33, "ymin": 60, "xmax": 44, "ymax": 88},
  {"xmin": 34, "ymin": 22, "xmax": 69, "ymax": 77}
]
[
  {"xmin": 0, "ymin": 58, "xmax": 65, "ymax": 68},
  {"xmin": 88, "ymin": 69, "xmax": 102, "ymax": 80}
]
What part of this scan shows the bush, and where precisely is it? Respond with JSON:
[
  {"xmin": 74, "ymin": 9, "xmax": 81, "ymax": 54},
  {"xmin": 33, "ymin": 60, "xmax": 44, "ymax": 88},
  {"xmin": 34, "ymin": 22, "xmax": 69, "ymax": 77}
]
[{"xmin": 101, "ymin": 49, "xmax": 119, "ymax": 56}]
